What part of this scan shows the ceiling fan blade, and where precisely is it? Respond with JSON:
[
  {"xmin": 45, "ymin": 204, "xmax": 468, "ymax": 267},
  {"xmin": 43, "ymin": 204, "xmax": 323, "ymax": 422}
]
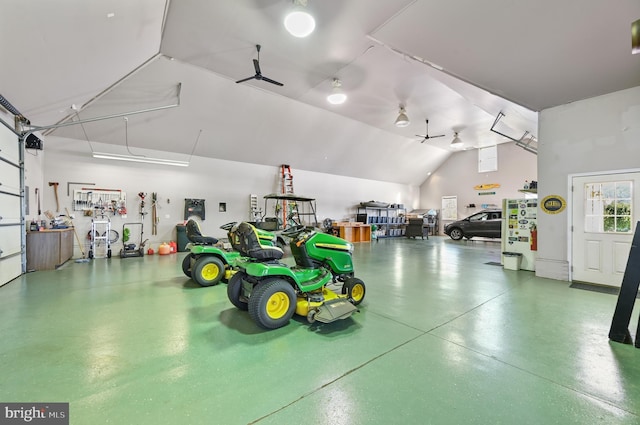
[
  {"xmin": 235, "ymin": 76, "xmax": 256, "ymax": 84},
  {"xmin": 430, "ymin": 134, "xmax": 446, "ymax": 139},
  {"xmin": 415, "ymin": 134, "xmax": 426, "ymax": 138},
  {"xmin": 261, "ymin": 76, "xmax": 284, "ymax": 86},
  {"xmin": 253, "ymin": 59, "xmax": 261, "ymax": 75}
]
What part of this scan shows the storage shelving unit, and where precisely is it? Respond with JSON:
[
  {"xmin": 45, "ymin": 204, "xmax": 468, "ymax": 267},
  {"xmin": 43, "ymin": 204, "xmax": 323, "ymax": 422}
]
[{"xmin": 357, "ymin": 205, "xmax": 406, "ymax": 238}]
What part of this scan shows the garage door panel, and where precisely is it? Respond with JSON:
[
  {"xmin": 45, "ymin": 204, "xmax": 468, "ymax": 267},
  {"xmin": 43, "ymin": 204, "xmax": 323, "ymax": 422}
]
[
  {"xmin": 0, "ymin": 225, "xmax": 22, "ymax": 257},
  {"xmin": 0, "ymin": 253, "xmax": 22, "ymax": 287},
  {"xmin": 0, "ymin": 193, "xmax": 21, "ymax": 224},
  {"xmin": 0, "ymin": 128, "xmax": 19, "ymax": 165}
]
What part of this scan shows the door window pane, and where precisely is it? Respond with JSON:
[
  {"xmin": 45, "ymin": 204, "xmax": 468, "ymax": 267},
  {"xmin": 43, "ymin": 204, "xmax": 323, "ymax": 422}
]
[{"xmin": 584, "ymin": 181, "xmax": 633, "ymax": 233}]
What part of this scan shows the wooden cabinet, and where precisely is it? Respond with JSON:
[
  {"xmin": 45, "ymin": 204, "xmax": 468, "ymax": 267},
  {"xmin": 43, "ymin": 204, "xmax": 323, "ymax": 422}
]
[{"xmin": 26, "ymin": 229, "xmax": 74, "ymax": 270}]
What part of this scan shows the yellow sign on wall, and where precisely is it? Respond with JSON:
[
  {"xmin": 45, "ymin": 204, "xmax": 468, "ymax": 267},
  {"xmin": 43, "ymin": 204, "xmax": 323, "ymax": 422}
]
[
  {"xmin": 474, "ymin": 183, "xmax": 501, "ymax": 190},
  {"xmin": 541, "ymin": 195, "xmax": 566, "ymax": 214}
]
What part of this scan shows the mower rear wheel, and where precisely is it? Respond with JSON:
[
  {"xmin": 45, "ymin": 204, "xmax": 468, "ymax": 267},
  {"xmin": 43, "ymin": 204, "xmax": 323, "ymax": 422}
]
[
  {"xmin": 249, "ymin": 278, "xmax": 296, "ymax": 329},
  {"xmin": 182, "ymin": 254, "xmax": 193, "ymax": 278},
  {"xmin": 227, "ymin": 272, "xmax": 249, "ymax": 311},
  {"xmin": 342, "ymin": 277, "xmax": 366, "ymax": 305},
  {"xmin": 192, "ymin": 256, "xmax": 225, "ymax": 287}
]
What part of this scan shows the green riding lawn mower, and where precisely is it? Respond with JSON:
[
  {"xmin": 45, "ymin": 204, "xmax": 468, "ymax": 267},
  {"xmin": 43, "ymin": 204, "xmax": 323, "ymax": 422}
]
[
  {"xmin": 181, "ymin": 220, "xmax": 275, "ymax": 287},
  {"xmin": 227, "ymin": 222, "xmax": 366, "ymax": 330}
]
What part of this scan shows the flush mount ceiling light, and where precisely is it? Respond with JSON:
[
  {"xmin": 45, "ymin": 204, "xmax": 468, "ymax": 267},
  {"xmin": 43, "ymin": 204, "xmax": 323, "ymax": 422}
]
[
  {"xmin": 284, "ymin": 0, "xmax": 315, "ymax": 38},
  {"xmin": 327, "ymin": 78, "xmax": 347, "ymax": 105},
  {"xmin": 450, "ymin": 132, "xmax": 464, "ymax": 148},
  {"xmin": 395, "ymin": 106, "xmax": 410, "ymax": 127}
]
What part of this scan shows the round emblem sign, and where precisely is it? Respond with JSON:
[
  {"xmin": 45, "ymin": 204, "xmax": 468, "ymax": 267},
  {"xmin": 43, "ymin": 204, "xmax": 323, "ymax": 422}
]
[{"xmin": 541, "ymin": 195, "xmax": 566, "ymax": 214}]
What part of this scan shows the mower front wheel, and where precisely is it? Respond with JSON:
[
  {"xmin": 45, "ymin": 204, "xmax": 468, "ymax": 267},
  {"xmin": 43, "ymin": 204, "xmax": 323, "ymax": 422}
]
[
  {"xmin": 182, "ymin": 254, "xmax": 193, "ymax": 278},
  {"xmin": 192, "ymin": 256, "xmax": 225, "ymax": 287},
  {"xmin": 342, "ymin": 277, "xmax": 366, "ymax": 305},
  {"xmin": 249, "ymin": 278, "xmax": 296, "ymax": 330},
  {"xmin": 227, "ymin": 272, "xmax": 249, "ymax": 311}
]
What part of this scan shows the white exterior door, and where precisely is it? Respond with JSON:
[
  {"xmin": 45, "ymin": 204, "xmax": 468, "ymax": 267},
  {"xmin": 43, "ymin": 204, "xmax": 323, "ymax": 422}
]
[{"xmin": 572, "ymin": 172, "xmax": 640, "ymax": 287}]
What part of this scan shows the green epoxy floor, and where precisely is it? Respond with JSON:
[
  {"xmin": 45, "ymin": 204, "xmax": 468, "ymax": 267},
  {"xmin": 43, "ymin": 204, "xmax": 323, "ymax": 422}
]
[{"xmin": 1, "ymin": 237, "xmax": 639, "ymax": 424}]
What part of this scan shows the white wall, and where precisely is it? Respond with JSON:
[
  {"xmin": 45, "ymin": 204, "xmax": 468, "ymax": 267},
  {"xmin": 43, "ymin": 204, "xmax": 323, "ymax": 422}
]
[
  {"xmin": 536, "ymin": 86, "xmax": 640, "ymax": 281},
  {"xmin": 420, "ymin": 142, "xmax": 537, "ymax": 233},
  {"xmin": 43, "ymin": 136, "xmax": 418, "ymax": 256},
  {"xmin": 23, "ymin": 136, "xmax": 45, "ymax": 220}
]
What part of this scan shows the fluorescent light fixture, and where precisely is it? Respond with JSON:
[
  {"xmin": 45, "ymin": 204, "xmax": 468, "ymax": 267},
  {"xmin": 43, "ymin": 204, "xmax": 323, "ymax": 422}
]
[
  {"xmin": 284, "ymin": 0, "xmax": 315, "ymax": 37},
  {"xmin": 92, "ymin": 152, "xmax": 189, "ymax": 167},
  {"xmin": 395, "ymin": 106, "xmax": 410, "ymax": 127},
  {"xmin": 327, "ymin": 78, "xmax": 347, "ymax": 105}
]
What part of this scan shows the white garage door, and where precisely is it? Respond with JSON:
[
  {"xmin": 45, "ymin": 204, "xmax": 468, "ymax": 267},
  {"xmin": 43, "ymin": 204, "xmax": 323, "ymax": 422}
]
[{"xmin": 0, "ymin": 123, "xmax": 22, "ymax": 286}]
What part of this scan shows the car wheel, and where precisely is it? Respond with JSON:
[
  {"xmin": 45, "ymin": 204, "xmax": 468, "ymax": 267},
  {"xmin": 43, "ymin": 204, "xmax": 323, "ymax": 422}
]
[
  {"xmin": 449, "ymin": 228, "xmax": 463, "ymax": 240},
  {"xmin": 248, "ymin": 278, "xmax": 296, "ymax": 330},
  {"xmin": 227, "ymin": 272, "xmax": 249, "ymax": 311},
  {"xmin": 342, "ymin": 277, "xmax": 366, "ymax": 305},
  {"xmin": 192, "ymin": 256, "xmax": 225, "ymax": 287}
]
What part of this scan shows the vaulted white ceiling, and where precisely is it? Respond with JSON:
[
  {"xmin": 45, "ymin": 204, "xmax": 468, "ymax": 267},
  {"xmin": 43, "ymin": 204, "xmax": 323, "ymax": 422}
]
[{"xmin": 1, "ymin": 0, "xmax": 638, "ymax": 185}]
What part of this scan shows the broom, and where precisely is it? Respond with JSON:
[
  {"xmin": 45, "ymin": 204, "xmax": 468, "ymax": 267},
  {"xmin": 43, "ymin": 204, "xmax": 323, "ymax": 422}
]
[{"xmin": 66, "ymin": 208, "xmax": 90, "ymax": 263}]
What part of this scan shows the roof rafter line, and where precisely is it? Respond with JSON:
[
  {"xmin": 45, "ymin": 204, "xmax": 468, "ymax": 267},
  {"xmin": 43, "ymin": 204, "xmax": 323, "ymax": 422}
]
[
  {"xmin": 24, "ymin": 101, "xmax": 180, "ymax": 134},
  {"xmin": 41, "ymin": 53, "xmax": 165, "ymax": 136},
  {"xmin": 365, "ymin": 35, "xmax": 536, "ymax": 113}
]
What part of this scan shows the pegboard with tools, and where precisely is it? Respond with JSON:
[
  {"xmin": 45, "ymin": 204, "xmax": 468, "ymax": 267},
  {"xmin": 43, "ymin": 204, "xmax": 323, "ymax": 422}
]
[{"xmin": 73, "ymin": 188, "xmax": 127, "ymax": 215}]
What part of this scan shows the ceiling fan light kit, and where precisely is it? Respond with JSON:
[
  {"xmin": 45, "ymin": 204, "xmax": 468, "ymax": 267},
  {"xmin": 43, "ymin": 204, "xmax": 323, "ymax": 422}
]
[
  {"xmin": 284, "ymin": 0, "xmax": 315, "ymax": 38},
  {"xmin": 395, "ymin": 106, "xmax": 410, "ymax": 127},
  {"xmin": 327, "ymin": 78, "xmax": 347, "ymax": 105}
]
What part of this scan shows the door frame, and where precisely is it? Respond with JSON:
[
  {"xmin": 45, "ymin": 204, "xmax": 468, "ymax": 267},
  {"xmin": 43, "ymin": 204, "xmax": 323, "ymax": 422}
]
[{"xmin": 568, "ymin": 167, "xmax": 640, "ymax": 282}]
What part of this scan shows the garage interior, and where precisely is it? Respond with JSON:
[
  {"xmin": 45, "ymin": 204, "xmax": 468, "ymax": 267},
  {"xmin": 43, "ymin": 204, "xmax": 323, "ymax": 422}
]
[{"xmin": 1, "ymin": 1, "xmax": 640, "ymax": 424}]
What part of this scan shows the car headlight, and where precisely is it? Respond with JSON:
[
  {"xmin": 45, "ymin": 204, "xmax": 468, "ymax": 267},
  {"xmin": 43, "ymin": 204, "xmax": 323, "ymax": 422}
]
[{"xmin": 347, "ymin": 242, "xmax": 354, "ymax": 254}]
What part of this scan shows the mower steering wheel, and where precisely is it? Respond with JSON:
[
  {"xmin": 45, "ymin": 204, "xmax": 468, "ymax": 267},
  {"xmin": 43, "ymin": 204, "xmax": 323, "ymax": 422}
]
[
  {"xmin": 281, "ymin": 225, "xmax": 307, "ymax": 238},
  {"xmin": 219, "ymin": 222, "xmax": 237, "ymax": 231}
]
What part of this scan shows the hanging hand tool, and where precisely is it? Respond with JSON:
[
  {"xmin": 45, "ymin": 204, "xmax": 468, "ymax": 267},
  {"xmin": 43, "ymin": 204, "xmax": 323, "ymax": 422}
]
[
  {"xmin": 49, "ymin": 182, "xmax": 60, "ymax": 212},
  {"xmin": 35, "ymin": 188, "xmax": 41, "ymax": 217},
  {"xmin": 151, "ymin": 192, "xmax": 158, "ymax": 235}
]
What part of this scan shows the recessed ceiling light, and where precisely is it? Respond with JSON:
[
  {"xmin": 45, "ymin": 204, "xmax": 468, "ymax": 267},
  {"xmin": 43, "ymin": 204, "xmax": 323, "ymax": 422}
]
[{"xmin": 107, "ymin": 12, "xmax": 115, "ymax": 18}]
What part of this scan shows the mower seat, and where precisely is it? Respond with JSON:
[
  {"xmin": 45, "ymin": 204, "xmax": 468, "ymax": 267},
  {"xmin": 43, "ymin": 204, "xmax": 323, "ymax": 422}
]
[
  {"xmin": 229, "ymin": 222, "xmax": 283, "ymax": 261},
  {"xmin": 186, "ymin": 219, "xmax": 218, "ymax": 245}
]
